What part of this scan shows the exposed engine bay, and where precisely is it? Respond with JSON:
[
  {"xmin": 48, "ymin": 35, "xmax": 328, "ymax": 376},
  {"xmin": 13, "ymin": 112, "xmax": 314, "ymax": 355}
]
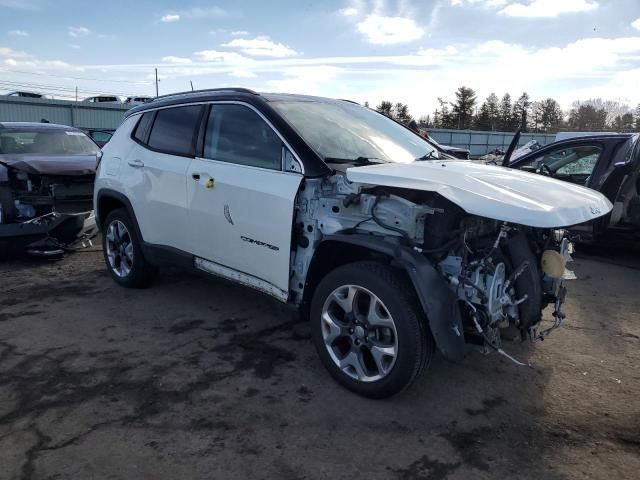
[
  {"xmin": 291, "ymin": 170, "xmax": 573, "ymax": 363},
  {"xmin": 0, "ymin": 163, "xmax": 96, "ymax": 258}
]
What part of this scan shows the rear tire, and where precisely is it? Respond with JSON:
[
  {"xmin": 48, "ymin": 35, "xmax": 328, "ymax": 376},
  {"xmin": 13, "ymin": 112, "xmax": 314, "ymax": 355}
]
[
  {"xmin": 310, "ymin": 261, "xmax": 433, "ymax": 399},
  {"xmin": 102, "ymin": 208, "xmax": 157, "ymax": 288}
]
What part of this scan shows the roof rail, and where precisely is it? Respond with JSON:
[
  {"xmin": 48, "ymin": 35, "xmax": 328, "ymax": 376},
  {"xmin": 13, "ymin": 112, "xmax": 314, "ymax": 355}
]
[{"xmin": 152, "ymin": 87, "xmax": 259, "ymax": 102}]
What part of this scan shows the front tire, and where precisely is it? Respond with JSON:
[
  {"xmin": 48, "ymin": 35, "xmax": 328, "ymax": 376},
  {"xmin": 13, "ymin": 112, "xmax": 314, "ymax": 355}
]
[
  {"xmin": 310, "ymin": 261, "xmax": 433, "ymax": 399},
  {"xmin": 102, "ymin": 208, "xmax": 157, "ymax": 288}
]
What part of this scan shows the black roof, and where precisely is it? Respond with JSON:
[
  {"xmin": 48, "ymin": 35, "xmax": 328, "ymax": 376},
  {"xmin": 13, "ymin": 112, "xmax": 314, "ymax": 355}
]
[
  {"xmin": 126, "ymin": 88, "xmax": 352, "ymax": 117},
  {"xmin": 552, "ymin": 133, "xmax": 635, "ymax": 142}
]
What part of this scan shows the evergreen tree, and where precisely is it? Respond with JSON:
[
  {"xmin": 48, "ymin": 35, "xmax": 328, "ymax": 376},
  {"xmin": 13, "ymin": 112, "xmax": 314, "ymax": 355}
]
[
  {"xmin": 512, "ymin": 92, "xmax": 532, "ymax": 132},
  {"xmin": 376, "ymin": 100, "xmax": 393, "ymax": 117},
  {"xmin": 451, "ymin": 86, "xmax": 477, "ymax": 129},
  {"xmin": 392, "ymin": 102, "xmax": 413, "ymax": 123},
  {"xmin": 473, "ymin": 102, "xmax": 491, "ymax": 131},
  {"xmin": 499, "ymin": 93, "xmax": 513, "ymax": 131},
  {"xmin": 486, "ymin": 93, "xmax": 500, "ymax": 131},
  {"xmin": 568, "ymin": 104, "xmax": 608, "ymax": 130},
  {"xmin": 538, "ymin": 98, "xmax": 564, "ymax": 132}
]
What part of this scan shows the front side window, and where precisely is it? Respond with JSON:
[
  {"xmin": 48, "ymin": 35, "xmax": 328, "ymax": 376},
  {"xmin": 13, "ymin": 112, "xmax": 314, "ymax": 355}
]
[
  {"xmin": 204, "ymin": 104, "xmax": 282, "ymax": 170},
  {"xmin": 270, "ymin": 99, "xmax": 438, "ymax": 164},
  {"xmin": 147, "ymin": 105, "xmax": 202, "ymax": 156},
  {"xmin": 520, "ymin": 144, "xmax": 602, "ymax": 185}
]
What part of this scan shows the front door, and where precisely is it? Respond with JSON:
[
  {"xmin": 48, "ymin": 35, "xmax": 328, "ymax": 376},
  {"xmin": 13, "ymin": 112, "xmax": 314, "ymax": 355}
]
[{"xmin": 186, "ymin": 103, "xmax": 303, "ymax": 298}]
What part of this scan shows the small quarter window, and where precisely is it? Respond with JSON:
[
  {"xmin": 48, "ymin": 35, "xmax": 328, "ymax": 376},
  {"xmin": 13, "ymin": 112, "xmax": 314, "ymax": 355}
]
[
  {"xmin": 204, "ymin": 104, "xmax": 282, "ymax": 170},
  {"xmin": 133, "ymin": 112, "xmax": 154, "ymax": 144}
]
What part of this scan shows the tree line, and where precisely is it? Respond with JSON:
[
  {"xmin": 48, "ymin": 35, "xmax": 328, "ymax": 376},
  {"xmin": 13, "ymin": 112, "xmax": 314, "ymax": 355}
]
[{"xmin": 370, "ymin": 86, "xmax": 640, "ymax": 134}]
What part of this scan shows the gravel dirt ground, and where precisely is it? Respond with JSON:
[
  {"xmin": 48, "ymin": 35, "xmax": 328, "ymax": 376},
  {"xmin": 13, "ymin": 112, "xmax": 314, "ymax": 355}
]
[{"xmin": 0, "ymin": 246, "xmax": 639, "ymax": 480}]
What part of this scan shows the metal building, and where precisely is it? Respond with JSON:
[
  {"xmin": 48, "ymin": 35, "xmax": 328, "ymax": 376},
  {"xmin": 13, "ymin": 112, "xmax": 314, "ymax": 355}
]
[{"xmin": 0, "ymin": 96, "xmax": 130, "ymax": 129}]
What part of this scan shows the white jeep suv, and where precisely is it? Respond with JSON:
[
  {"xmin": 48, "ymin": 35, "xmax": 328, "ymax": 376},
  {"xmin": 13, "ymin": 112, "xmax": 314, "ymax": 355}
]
[{"xmin": 94, "ymin": 88, "xmax": 612, "ymax": 398}]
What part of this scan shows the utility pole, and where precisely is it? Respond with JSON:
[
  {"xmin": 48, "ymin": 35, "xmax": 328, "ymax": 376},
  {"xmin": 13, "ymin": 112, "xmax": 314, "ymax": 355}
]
[
  {"xmin": 190, "ymin": 81, "xmax": 194, "ymax": 91},
  {"xmin": 75, "ymin": 86, "xmax": 78, "ymax": 102},
  {"xmin": 155, "ymin": 68, "xmax": 159, "ymax": 97}
]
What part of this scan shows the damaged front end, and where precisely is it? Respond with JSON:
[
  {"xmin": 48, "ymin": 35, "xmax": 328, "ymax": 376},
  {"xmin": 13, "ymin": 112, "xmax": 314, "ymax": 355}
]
[
  {"xmin": 293, "ymin": 166, "xmax": 595, "ymax": 366},
  {"xmin": 434, "ymin": 219, "xmax": 573, "ymax": 365},
  {"xmin": 0, "ymin": 158, "xmax": 97, "ymax": 258}
]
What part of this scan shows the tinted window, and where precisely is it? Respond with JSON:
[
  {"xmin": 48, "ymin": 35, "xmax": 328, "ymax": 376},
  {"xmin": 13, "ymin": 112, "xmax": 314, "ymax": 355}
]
[
  {"xmin": 148, "ymin": 105, "xmax": 202, "ymax": 156},
  {"xmin": 133, "ymin": 112, "xmax": 154, "ymax": 143},
  {"xmin": 204, "ymin": 104, "xmax": 282, "ymax": 170}
]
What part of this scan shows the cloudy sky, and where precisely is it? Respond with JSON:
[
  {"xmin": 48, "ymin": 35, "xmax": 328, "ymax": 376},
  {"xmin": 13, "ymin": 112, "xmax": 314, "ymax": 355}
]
[{"xmin": 1, "ymin": 0, "xmax": 640, "ymax": 116}]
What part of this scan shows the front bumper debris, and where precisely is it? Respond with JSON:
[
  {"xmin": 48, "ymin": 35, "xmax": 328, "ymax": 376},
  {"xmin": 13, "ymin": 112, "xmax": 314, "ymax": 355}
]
[
  {"xmin": 0, "ymin": 211, "xmax": 97, "ymax": 258},
  {"xmin": 534, "ymin": 285, "xmax": 567, "ymax": 341}
]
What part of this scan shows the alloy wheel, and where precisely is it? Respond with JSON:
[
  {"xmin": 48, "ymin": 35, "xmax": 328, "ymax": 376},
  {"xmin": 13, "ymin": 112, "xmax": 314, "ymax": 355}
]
[
  {"xmin": 321, "ymin": 285, "xmax": 398, "ymax": 382},
  {"xmin": 105, "ymin": 220, "xmax": 134, "ymax": 278}
]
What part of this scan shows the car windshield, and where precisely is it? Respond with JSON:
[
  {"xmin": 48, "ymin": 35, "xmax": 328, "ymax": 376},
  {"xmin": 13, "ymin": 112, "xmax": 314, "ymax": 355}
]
[
  {"xmin": 270, "ymin": 99, "xmax": 438, "ymax": 164},
  {"xmin": 0, "ymin": 128, "xmax": 99, "ymax": 155}
]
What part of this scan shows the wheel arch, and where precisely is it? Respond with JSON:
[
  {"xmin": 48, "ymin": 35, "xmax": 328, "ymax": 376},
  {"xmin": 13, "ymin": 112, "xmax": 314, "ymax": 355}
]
[
  {"xmin": 95, "ymin": 189, "xmax": 149, "ymax": 259},
  {"xmin": 304, "ymin": 233, "xmax": 465, "ymax": 361}
]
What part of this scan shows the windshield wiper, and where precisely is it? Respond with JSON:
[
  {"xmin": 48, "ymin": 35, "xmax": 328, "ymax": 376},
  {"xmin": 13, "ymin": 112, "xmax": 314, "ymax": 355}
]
[
  {"xmin": 415, "ymin": 151, "xmax": 438, "ymax": 161},
  {"xmin": 324, "ymin": 156, "xmax": 383, "ymax": 165}
]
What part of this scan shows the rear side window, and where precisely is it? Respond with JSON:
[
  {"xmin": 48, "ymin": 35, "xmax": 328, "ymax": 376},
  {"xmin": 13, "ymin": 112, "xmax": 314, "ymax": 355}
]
[
  {"xmin": 133, "ymin": 112, "xmax": 154, "ymax": 143},
  {"xmin": 147, "ymin": 105, "xmax": 202, "ymax": 156},
  {"xmin": 204, "ymin": 104, "xmax": 282, "ymax": 170}
]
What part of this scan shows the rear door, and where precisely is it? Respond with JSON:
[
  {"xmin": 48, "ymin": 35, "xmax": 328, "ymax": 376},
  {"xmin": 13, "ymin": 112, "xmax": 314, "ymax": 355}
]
[
  {"xmin": 186, "ymin": 102, "xmax": 303, "ymax": 299},
  {"xmin": 125, "ymin": 105, "xmax": 204, "ymax": 252}
]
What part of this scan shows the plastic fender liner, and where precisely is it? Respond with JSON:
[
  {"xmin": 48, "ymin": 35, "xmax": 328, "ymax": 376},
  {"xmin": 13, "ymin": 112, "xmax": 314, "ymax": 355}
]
[
  {"xmin": 503, "ymin": 231, "xmax": 542, "ymax": 329},
  {"xmin": 322, "ymin": 234, "xmax": 465, "ymax": 361}
]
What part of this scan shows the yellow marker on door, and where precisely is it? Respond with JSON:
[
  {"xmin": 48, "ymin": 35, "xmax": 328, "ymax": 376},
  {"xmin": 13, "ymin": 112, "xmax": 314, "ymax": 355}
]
[{"xmin": 206, "ymin": 178, "xmax": 215, "ymax": 189}]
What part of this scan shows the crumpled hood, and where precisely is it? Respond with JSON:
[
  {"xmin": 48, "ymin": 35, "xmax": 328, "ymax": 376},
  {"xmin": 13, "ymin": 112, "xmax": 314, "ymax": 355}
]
[
  {"xmin": 0, "ymin": 154, "xmax": 97, "ymax": 176},
  {"xmin": 346, "ymin": 160, "xmax": 613, "ymax": 228}
]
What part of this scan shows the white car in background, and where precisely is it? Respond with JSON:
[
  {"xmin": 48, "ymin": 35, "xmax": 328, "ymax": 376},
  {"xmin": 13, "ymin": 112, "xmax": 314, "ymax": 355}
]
[
  {"xmin": 94, "ymin": 88, "xmax": 612, "ymax": 398},
  {"xmin": 124, "ymin": 96, "xmax": 153, "ymax": 105},
  {"xmin": 82, "ymin": 96, "xmax": 122, "ymax": 104}
]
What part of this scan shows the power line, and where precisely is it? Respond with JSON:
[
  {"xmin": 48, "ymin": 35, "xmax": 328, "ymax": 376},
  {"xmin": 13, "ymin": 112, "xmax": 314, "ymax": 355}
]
[
  {"xmin": 4, "ymin": 68, "xmax": 152, "ymax": 85},
  {"xmin": 0, "ymin": 79, "xmax": 148, "ymax": 98}
]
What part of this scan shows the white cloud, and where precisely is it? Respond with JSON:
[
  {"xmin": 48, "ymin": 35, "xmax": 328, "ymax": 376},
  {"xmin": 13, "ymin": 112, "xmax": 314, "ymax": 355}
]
[
  {"xmin": 356, "ymin": 14, "xmax": 424, "ymax": 45},
  {"xmin": 161, "ymin": 14, "xmax": 180, "ymax": 23},
  {"xmin": 268, "ymin": 66, "xmax": 344, "ymax": 94},
  {"xmin": 338, "ymin": 7, "xmax": 359, "ymax": 16},
  {"xmin": 499, "ymin": 0, "xmax": 598, "ymax": 18},
  {"xmin": 222, "ymin": 36, "xmax": 298, "ymax": 57},
  {"xmin": 229, "ymin": 68, "xmax": 256, "ymax": 78},
  {"xmin": 162, "ymin": 56, "xmax": 192, "ymax": 64},
  {"xmin": 182, "ymin": 7, "xmax": 227, "ymax": 19},
  {"xmin": 193, "ymin": 49, "xmax": 251, "ymax": 64},
  {"xmin": 68, "ymin": 26, "xmax": 91, "ymax": 37},
  {"xmin": 69, "ymin": 44, "xmax": 81, "ymax": 49},
  {"xmin": 0, "ymin": 45, "xmax": 30, "ymax": 58},
  {"xmin": 231, "ymin": 30, "xmax": 249, "ymax": 36},
  {"xmin": 0, "ymin": 0, "xmax": 37, "ymax": 9},
  {"xmin": 450, "ymin": 0, "xmax": 508, "ymax": 6},
  {"xmin": 161, "ymin": 7, "xmax": 227, "ymax": 23},
  {"xmin": 632, "ymin": 18, "xmax": 640, "ymax": 31},
  {"xmin": 8, "ymin": 29, "xmax": 28, "ymax": 36}
]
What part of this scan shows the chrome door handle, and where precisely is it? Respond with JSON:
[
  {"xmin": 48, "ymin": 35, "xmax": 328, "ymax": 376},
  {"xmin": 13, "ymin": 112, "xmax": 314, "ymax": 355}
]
[{"xmin": 128, "ymin": 159, "xmax": 144, "ymax": 168}]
